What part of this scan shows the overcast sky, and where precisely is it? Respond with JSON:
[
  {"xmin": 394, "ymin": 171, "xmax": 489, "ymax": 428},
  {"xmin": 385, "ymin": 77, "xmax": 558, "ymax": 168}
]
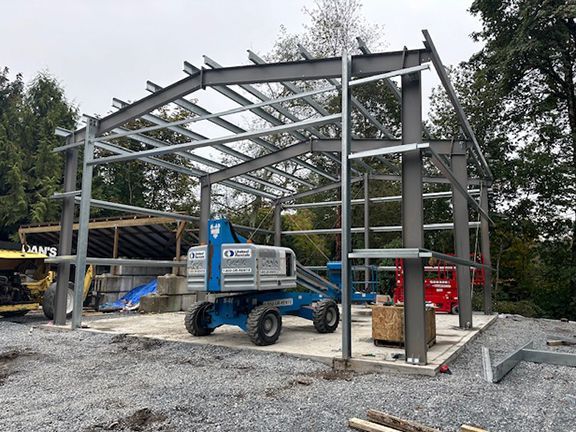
[{"xmin": 1, "ymin": 0, "xmax": 482, "ymax": 123}]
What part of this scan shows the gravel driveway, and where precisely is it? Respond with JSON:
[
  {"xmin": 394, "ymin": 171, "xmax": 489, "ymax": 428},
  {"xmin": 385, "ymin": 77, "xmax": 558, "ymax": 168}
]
[{"xmin": 1, "ymin": 314, "xmax": 575, "ymax": 431}]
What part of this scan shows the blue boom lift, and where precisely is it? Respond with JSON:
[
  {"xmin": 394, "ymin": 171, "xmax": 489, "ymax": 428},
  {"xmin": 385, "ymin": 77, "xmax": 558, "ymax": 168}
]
[
  {"xmin": 185, "ymin": 219, "xmax": 378, "ymax": 345},
  {"xmin": 185, "ymin": 219, "xmax": 341, "ymax": 345}
]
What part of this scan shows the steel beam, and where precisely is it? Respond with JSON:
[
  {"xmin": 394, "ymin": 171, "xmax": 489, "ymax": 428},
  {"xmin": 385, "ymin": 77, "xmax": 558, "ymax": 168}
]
[
  {"xmin": 312, "ymin": 138, "xmax": 464, "ymax": 155},
  {"xmin": 206, "ymin": 141, "xmax": 311, "ymax": 184},
  {"xmin": 199, "ymin": 182, "xmax": 211, "ymax": 244},
  {"xmin": 110, "ymin": 98, "xmax": 310, "ymax": 191},
  {"xmin": 297, "ymin": 44, "xmax": 395, "ymax": 140},
  {"xmin": 370, "ymin": 173, "xmax": 484, "ymax": 186},
  {"xmin": 428, "ymin": 146, "xmax": 493, "ymax": 223},
  {"xmin": 356, "ymin": 37, "xmax": 402, "ymax": 100},
  {"xmin": 363, "ymin": 173, "xmax": 370, "ymax": 289},
  {"xmin": 350, "ymin": 142, "xmax": 430, "ymax": 159},
  {"xmin": 67, "ymin": 49, "xmax": 428, "ymax": 141},
  {"xmin": 480, "ymin": 187, "xmax": 493, "ymax": 314},
  {"xmin": 282, "ymin": 221, "xmax": 481, "ymax": 235},
  {"xmin": 75, "ymin": 198, "xmax": 198, "ymax": 222},
  {"xmin": 451, "ymin": 150, "xmax": 473, "ymax": 329},
  {"xmin": 274, "ymin": 203, "xmax": 282, "ymax": 247},
  {"xmin": 90, "ymin": 114, "xmax": 341, "ymax": 165},
  {"xmin": 422, "ymin": 30, "xmax": 492, "ymax": 180},
  {"xmin": 193, "ymin": 60, "xmax": 344, "ymax": 177},
  {"xmin": 277, "ymin": 176, "xmax": 365, "ymax": 204},
  {"xmin": 247, "ymin": 50, "xmax": 385, "ymax": 174},
  {"xmin": 350, "ymin": 64, "xmax": 429, "ymax": 87},
  {"xmin": 102, "ymin": 126, "xmax": 279, "ymax": 199},
  {"xmin": 401, "ymin": 71, "xmax": 427, "ymax": 365},
  {"xmin": 71, "ymin": 118, "xmax": 97, "ymax": 329},
  {"xmin": 284, "ymin": 190, "xmax": 480, "ymax": 209},
  {"xmin": 349, "ymin": 248, "xmax": 488, "ymax": 270},
  {"xmin": 147, "ymin": 81, "xmax": 319, "ymax": 187},
  {"xmin": 340, "ymin": 53, "xmax": 353, "ymax": 361},
  {"xmin": 47, "ymin": 256, "xmax": 186, "ymax": 267},
  {"xmin": 523, "ymin": 349, "xmax": 576, "ymax": 367},
  {"xmin": 54, "ymin": 136, "xmax": 79, "ymax": 325}
]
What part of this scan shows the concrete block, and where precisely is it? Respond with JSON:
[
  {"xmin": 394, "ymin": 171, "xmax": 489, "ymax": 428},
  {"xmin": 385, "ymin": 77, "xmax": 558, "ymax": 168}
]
[
  {"xmin": 133, "ymin": 276, "xmax": 155, "ymax": 288},
  {"xmin": 166, "ymin": 295, "xmax": 182, "ymax": 312},
  {"xmin": 157, "ymin": 275, "xmax": 188, "ymax": 295},
  {"xmin": 139, "ymin": 294, "xmax": 181, "ymax": 313},
  {"xmin": 94, "ymin": 275, "xmax": 134, "ymax": 293},
  {"xmin": 140, "ymin": 295, "xmax": 168, "ymax": 313}
]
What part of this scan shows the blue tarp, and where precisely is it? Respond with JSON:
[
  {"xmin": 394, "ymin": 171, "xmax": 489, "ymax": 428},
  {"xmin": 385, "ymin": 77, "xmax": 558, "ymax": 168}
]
[{"xmin": 99, "ymin": 279, "xmax": 157, "ymax": 312}]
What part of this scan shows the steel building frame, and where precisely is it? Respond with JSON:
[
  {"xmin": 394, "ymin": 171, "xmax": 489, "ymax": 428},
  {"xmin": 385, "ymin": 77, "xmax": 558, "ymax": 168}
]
[{"xmin": 49, "ymin": 30, "xmax": 493, "ymax": 366}]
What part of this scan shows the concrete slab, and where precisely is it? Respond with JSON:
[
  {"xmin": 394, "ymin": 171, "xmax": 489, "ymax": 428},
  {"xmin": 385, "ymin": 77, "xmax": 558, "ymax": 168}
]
[{"xmin": 79, "ymin": 307, "xmax": 497, "ymax": 375}]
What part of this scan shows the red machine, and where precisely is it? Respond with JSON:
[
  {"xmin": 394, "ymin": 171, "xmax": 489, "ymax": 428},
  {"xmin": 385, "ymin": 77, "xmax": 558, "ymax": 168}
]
[{"xmin": 393, "ymin": 257, "xmax": 485, "ymax": 314}]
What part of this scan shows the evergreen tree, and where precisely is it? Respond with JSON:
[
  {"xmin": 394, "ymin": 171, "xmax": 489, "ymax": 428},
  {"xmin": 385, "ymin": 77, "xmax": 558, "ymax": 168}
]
[{"xmin": 0, "ymin": 69, "xmax": 78, "ymax": 240}]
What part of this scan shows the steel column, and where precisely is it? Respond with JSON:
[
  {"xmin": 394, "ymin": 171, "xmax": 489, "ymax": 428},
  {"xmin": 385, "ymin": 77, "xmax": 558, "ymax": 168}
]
[
  {"xmin": 363, "ymin": 173, "xmax": 370, "ymax": 289},
  {"xmin": 274, "ymin": 202, "xmax": 282, "ymax": 247},
  {"xmin": 480, "ymin": 186, "xmax": 493, "ymax": 314},
  {"xmin": 199, "ymin": 181, "xmax": 211, "ymax": 244},
  {"xmin": 54, "ymin": 143, "xmax": 79, "ymax": 325},
  {"xmin": 71, "ymin": 118, "xmax": 97, "ymax": 329},
  {"xmin": 401, "ymin": 71, "xmax": 427, "ymax": 365},
  {"xmin": 452, "ymin": 150, "xmax": 473, "ymax": 329},
  {"xmin": 341, "ymin": 53, "xmax": 353, "ymax": 361}
]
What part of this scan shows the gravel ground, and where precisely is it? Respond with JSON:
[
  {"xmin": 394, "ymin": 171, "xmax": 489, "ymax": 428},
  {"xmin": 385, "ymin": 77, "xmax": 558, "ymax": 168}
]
[{"xmin": 1, "ymin": 313, "xmax": 575, "ymax": 432}]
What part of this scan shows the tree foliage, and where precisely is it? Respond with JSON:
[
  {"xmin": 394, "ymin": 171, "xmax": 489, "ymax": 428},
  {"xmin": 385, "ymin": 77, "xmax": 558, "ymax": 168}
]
[
  {"xmin": 93, "ymin": 107, "xmax": 198, "ymax": 215},
  {"xmin": 429, "ymin": 0, "xmax": 576, "ymax": 318},
  {"xmin": 0, "ymin": 68, "xmax": 78, "ymax": 239}
]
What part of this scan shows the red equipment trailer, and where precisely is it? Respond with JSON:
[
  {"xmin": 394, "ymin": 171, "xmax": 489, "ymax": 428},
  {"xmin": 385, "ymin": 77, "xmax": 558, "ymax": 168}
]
[{"xmin": 393, "ymin": 256, "xmax": 485, "ymax": 314}]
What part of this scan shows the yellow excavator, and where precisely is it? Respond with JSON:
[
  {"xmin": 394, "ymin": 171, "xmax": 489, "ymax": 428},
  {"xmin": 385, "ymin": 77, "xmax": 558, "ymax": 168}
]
[{"xmin": 0, "ymin": 247, "xmax": 93, "ymax": 319}]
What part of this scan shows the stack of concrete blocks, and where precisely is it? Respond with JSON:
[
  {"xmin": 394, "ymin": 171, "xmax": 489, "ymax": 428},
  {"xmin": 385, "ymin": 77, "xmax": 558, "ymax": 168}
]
[
  {"xmin": 94, "ymin": 265, "xmax": 171, "ymax": 306},
  {"xmin": 140, "ymin": 257, "xmax": 205, "ymax": 313}
]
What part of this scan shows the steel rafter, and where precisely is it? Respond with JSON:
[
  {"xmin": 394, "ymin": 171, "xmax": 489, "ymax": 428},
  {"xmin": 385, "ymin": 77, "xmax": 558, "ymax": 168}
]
[
  {"xmin": 297, "ymin": 44, "xmax": 399, "ymax": 174},
  {"xmin": 110, "ymin": 99, "xmax": 296, "ymax": 193},
  {"xmin": 186, "ymin": 61, "xmax": 343, "ymax": 179},
  {"xmin": 245, "ymin": 51, "xmax": 372, "ymax": 174},
  {"xmin": 145, "ymin": 81, "xmax": 316, "ymax": 187},
  {"xmin": 422, "ymin": 30, "xmax": 492, "ymax": 180},
  {"xmin": 92, "ymin": 110, "xmax": 341, "ymax": 165}
]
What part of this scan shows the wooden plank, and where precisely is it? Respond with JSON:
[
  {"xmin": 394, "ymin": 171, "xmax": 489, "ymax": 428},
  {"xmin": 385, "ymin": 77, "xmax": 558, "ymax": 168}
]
[
  {"xmin": 349, "ymin": 418, "xmax": 400, "ymax": 432},
  {"xmin": 460, "ymin": 425, "xmax": 488, "ymax": 432},
  {"xmin": 19, "ymin": 216, "xmax": 179, "ymax": 234},
  {"xmin": 547, "ymin": 336, "xmax": 576, "ymax": 347},
  {"xmin": 367, "ymin": 410, "xmax": 441, "ymax": 432}
]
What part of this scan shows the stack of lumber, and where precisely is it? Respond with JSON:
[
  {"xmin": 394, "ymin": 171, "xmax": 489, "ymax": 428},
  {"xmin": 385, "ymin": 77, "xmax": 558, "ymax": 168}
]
[{"xmin": 348, "ymin": 409, "xmax": 487, "ymax": 432}]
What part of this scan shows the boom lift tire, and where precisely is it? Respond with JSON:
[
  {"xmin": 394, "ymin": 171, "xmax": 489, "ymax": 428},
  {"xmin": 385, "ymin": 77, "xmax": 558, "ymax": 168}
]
[
  {"xmin": 313, "ymin": 299, "xmax": 340, "ymax": 333},
  {"xmin": 247, "ymin": 305, "xmax": 282, "ymax": 346},
  {"xmin": 184, "ymin": 301, "xmax": 215, "ymax": 336},
  {"xmin": 42, "ymin": 282, "xmax": 74, "ymax": 320}
]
